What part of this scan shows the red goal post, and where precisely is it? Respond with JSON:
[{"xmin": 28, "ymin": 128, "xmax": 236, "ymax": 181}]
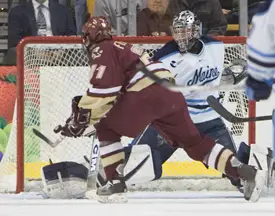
[{"xmin": 4, "ymin": 36, "xmax": 255, "ymax": 193}]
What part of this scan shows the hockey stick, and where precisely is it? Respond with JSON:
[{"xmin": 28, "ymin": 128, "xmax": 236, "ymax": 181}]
[
  {"xmin": 32, "ymin": 128, "xmax": 65, "ymax": 147},
  {"xmin": 33, "ymin": 128, "xmax": 96, "ymax": 148},
  {"xmin": 84, "ymin": 134, "xmax": 99, "ymax": 175},
  {"xmin": 206, "ymin": 95, "xmax": 272, "ymax": 123},
  {"xmin": 83, "ymin": 136, "xmax": 108, "ymax": 190}
]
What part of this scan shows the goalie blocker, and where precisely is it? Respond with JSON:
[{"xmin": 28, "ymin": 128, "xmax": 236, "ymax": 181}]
[{"xmin": 41, "ymin": 144, "xmax": 161, "ymax": 199}]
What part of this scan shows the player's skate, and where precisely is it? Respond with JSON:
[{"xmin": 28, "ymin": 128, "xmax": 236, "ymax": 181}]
[
  {"xmin": 237, "ymin": 162, "xmax": 266, "ymax": 202},
  {"xmin": 96, "ymin": 164, "xmax": 128, "ymax": 203},
  {"xmin": 225, "ymin": 175, "xmax": 244, "ymax": 193},
  {"xmin": 96, "ymin": 177, "xmax": 127, "ymax": 203}
]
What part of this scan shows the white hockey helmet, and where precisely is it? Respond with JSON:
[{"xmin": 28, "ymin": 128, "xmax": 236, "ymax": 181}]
[{"xmin": 170, "ymin": 10, "xmax": 201, "ymax": 53}]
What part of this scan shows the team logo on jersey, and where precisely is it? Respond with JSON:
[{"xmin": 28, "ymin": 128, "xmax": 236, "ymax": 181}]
[
  {"xmin": 91, "ymin": 46, "xmax": 103, "ymax": 59},
  {"xmin": 170, "ymin": 61, "xmax": 177, "ymax": 68},
  {"xmin": 187, "ymin": 66, "xmax": 220, "ymax": 86},
  {"xmin": 131, "ymin": 45, "xmax": 144, "ymax": 56},
  {"xmin": 170, "ymin": 60, "xmax": 184, "ymax": 68}
]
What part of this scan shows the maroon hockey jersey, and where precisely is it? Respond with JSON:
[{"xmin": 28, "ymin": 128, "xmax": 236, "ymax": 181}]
[{"xmin": 78, "ymin": 40, "xmax": 173, "ymax": 124}]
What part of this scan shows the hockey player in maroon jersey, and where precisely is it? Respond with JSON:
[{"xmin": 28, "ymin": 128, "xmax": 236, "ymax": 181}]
[{"xmin": 57, "ymin": 15, "xmax": 265, "ymax": 203}]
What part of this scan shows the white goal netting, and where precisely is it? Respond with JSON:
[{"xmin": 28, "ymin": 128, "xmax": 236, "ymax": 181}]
[{"xmin": 0, "ymin": 36, "xmax": 250, "ymax": 193}]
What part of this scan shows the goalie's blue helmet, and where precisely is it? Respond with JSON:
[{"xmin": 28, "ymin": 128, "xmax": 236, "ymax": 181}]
[{"xmin": 170, "ymin": 10, "xmax": 201, "ymax": 53}]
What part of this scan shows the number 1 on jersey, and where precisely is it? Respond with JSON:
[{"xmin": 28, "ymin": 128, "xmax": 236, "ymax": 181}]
[{"xmin": 90, "ymin": 64, "xmax": 107, "ymax": 80}]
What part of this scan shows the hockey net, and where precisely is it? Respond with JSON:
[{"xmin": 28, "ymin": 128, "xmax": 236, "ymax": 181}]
[{"xmin": 0, "ymin": 36, "xmax": 252, "ymax": 193}]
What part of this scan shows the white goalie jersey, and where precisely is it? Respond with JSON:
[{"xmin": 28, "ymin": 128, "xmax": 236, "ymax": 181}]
[
  {"xmin": 153, "ymin": 36, "xmax": 224, "ymax": 123},
  {"xmin": 247, "ymin": 0, "xmax": 275, "ymax": 82}
]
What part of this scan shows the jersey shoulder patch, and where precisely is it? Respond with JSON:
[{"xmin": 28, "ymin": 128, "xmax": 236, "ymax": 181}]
[
  {"xmin": 90, "ymin": 40, "xmax": 120, "ymax": 61},
  {"xmin": 152, "ymin": 40, "xmax": 179, "ymax": 61},
  {"xmin": 90, "ymin": 45, "xmax": 105, "ymax": 60},
  {"xmin": 200, "ymin": 36, "xmax": 223, "ymax": 45}
]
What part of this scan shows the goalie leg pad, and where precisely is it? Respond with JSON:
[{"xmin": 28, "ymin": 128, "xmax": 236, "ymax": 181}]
[
  {"xmin": 88, "ymin": 144, "xmax": 162, "ymax": 195},
  {"xmin": 237, "ymin": 142, "xmax": 250, "ymax": 164},
  {"xmin": 195, "ymin": 118, "xmax": 237, "ymax": 154},
  {"xmin": 41, "ymin": 161, "xmax": 88, "ymax": 199},
  {"xmin": 123, "ymin": 144, "xmax": 162, "ymax": 186},
  {"xmin": 249, "ymin": 144, "xmax": 268, "ymax": 171},
  {"xmin": 86, "ymin": 144, "xmax": 163, "ymax": 197},
  {"xmin": 248, "ymin": 143, "xmax": 275, "ymax": 187},
  {"xmin": 130, "ymin": 125, "xmax": 177, "ymax": 165}
]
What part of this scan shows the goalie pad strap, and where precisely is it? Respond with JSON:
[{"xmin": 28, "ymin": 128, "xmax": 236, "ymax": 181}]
[{"xmin": 42, "ymin": 161, "xmax": 88, "ymax": 181}]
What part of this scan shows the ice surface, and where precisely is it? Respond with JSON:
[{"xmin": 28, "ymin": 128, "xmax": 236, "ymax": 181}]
[{"xmin": 0, "ymin": 192, "xmax": 274, "ymax": 216}]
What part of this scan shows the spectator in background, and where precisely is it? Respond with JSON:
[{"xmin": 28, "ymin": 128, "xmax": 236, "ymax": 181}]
[
  {"xmin": 8, "ymin": 0, "xmax": 76, "ymax": 48},
  {"xmin": 6, "ymin": 0, "xmax": 76, "ymax": 65},
  {"xmin": 223, "ymin": 0, "xmax": 265, "ymax": 24},
  {"xmin": 58, "ymin": 0, "xmax": 87, "ymax": 35},
  {"xmin": 137, "ymin": 0, "xmax": 172, "ymax": 36},
  {"xmin": 94, "ymin": 0, "xmax": 147, "ymax": 35},
  {"xmin": 169, "ymin": 0, "xmax": 227, "ymax": 36}
]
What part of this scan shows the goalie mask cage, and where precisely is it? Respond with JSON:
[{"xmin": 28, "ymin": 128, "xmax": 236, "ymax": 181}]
[{"xmin": 0, "ymin": 36, "xmax": 255, "ymax": 194}]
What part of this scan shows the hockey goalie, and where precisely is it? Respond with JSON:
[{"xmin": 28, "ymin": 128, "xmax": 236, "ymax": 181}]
[
  {"xmin": 41, "ymin": 15, "xmax": 266, "ymax": 203},
  {"xmin": 129, "ymin": 10, "xmax": 274, "ymax": 194}
]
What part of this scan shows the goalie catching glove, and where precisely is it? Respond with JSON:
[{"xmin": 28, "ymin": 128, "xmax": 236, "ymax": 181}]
[{"xmin": 55, "ymin": 96, "xmax": 91, "ymax": 137}]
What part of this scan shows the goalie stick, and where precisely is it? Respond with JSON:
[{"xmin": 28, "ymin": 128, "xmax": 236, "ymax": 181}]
[
  {"xmin": 33, "ymin": 128, "xmax": 96, "ymax": 148},
  {"xmin": 33, "ymin": 128, "xmax": 65, "ymax": 148},
  {"xmin": 206, "ymin": 95, "xmax": 272, "ymax": 123}
]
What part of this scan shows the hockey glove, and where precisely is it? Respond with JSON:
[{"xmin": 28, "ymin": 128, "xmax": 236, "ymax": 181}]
[
  {"xmin": 56, "ymin": 96, "xmax": 91, "ymax": 138},
  {"xmin": 245, "ymin": 75, "xmax": 272, "ymax": 101}
]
